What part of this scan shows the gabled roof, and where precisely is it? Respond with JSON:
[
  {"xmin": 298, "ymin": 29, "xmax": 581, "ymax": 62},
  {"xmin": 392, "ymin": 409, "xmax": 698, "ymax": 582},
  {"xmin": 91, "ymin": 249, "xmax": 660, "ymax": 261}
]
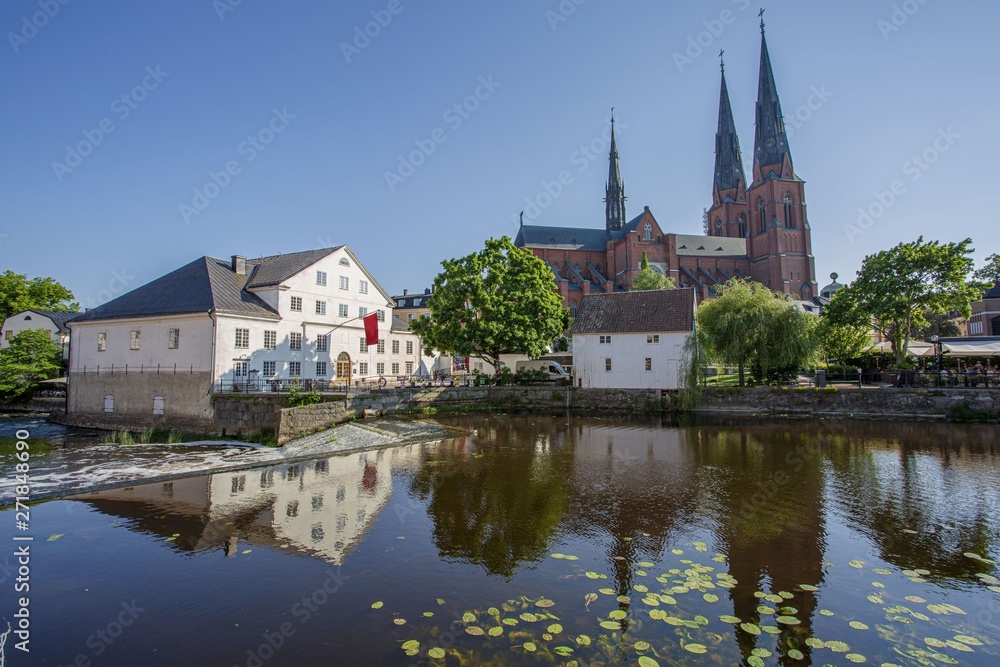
[
  {"xmin": 69, "ymin": 256, "xmax": 280, "ymax": 323},
  {"xmin": 570, "ymin": 289, "xmax": 695, "ymax": 335},
  {"xmin": 674, "ymin": 234, "xmax": 747, "ymax": 257},
  {"xmin": 608, "ymin": 212, "xmax": 649, "ymax": 242},
  {"xmin": 21, "ymin": 309, "xmax": 77, "ymax": 333},
  {"xmin": 514, "ymin": 225, "xmax": 609, "ymax": 251},
  {"xmin": 390, "ymin": 316, "xmax": 411, "ymax": 333},
  {"xmin": 245, "ymin": 247, "xmax": 343, "ymax": 288}
]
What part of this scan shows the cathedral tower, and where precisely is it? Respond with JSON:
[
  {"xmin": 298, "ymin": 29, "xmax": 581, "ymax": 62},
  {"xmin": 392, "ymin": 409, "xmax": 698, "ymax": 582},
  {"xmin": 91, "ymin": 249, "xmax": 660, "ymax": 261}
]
[{"xmin": 605, "ymin": 112, "xmax": 627, "ymax": 232}]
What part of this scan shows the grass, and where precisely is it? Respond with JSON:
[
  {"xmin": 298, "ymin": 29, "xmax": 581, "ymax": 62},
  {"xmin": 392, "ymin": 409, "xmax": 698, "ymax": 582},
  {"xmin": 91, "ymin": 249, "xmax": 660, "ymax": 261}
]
[
  {"xmin": 242, "ymin": 427, "xmax": 278, "ymax": 447},
  {"xmin": 704, "ymin": 374, "xmax": 741, "ymax": 387}
]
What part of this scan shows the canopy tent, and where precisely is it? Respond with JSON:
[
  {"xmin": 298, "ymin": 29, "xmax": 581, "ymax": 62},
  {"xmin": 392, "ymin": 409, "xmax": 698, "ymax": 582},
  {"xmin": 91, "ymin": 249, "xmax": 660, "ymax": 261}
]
[
  {"xmin": 38, "ymin": 377, "xmax": 67, "ymax": 385},
  {"xmin": 867, "ymin": 341, "xmax": 935, "ymax": 357},
  {"xmin": 941, "ymin": 341, "xmax": 1000, "ymax": 357}
]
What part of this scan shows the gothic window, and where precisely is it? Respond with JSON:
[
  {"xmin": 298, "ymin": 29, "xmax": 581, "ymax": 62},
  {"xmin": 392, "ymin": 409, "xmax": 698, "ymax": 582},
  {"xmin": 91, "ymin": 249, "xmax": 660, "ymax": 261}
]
[
  {"xmin": 643, "ymin": 222, "xmax": 652, "ymax": 241},
  {"xmin": 758, "ymin": 199, "xmax": 767, "ymax": 233},
  {"xmin": 784, "ymin": 194, "xmax": 795, "ymax": 229},
  {"xmin": 738, "ymin": 215, "xmax": 746, "ymax": 238},
  {"xmin": 569, "ymin": 302, "xmax": 577, "ymax": 318},
  {"xmin": 715, "ymin": 219, "xmax": 723, "ymax": 236}
]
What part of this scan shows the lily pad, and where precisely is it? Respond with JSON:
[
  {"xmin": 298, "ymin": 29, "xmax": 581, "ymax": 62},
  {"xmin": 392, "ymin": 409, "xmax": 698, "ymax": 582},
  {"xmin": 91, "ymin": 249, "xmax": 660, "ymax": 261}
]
[
  {"xmin": 393, "ymin": 618, "xmax": 406, "ymax": 626},
  {"xmin": 703, "ymin": 593, "xmax": 719, "ymax": 603},
  {"xmin": 684, "ymin": 643, "xmax": 708, "ymax": 654},
  {"xmin": 776, "ymin": 615, "xmax": 801, "ymax": 625},
  {"xmin": 523, "ymin": 642, "xmax": 537, "ymax": 652},
  {"xmin": 488, "ymin": 626, "xmax": 503, "ymax": 637},
  {"xmin": 846, "ymin": 653, "xmax": 866, "ymax": 663},
  {"xmin": 740, "ymin": 622, "xmax": 761, "ymax": 636},
  {"xmin": 719, "ymin": 615, "xmax": 741, "ymax": 623},
  {"xmin": 401, "ymin": 640, "xmax": 419, "ymax": 651},
  {"xmin": 634, "ymin": 640, "xmax": 651, "ymax": 651},
  {"xmin": 427, "ymin": 647, "xmax": 445, "ymax": 659},
  {"xmin": 371, "ymin": 601, "xmax": 383, "ymax": 610},
  {"xmin": 576, "ymin": 634, "xmax": 591, "ymax": 646},
  {"xmin": 47, "ymin": 534, "xmax": 64, "ymax": 542},
  {"xmin": 849, "ymin": 621, "xmax": 869, "ymax": 630},
  {"xmin": 638, "ymin": 656, "xmax": 659, "ymax": 667},
  {"xmin": 599, "ymin": 620, "xmax": 621, "ymax": 630},
  {"xmin": 547, "ymin": 623, "xmax": 563, "ymax": 634},
  {"xmin": 608, "ymin": 610, "xmax": 626, "ymax": 620},
  {"xmin": 465, "ymin": 626, "xmax": 484, "ymax": 636}
]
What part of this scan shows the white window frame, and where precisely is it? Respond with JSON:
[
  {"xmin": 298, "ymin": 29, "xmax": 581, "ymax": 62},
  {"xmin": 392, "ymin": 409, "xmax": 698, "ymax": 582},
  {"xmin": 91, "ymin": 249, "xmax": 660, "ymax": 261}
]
[
  {"xmin": 289, "ymin": 361, "xmax": 301, "ymax": 376},
  {"xmin": 264, "ymin": 330, "xmax": 277, "ymax": 350},
  {"xmin": 97, "ymin": 332, "xmax": 107, "ymax": 352},
  {"xmin": 235, "ymin": 328, "xmax": 249, "ymax": 349},
  {"xmin": 263, "ymin": 361, "xmax": 276, "ymax": 376},
  {"xmin": 359, "ymin": 280, "xmax": 369, "ymax": 294},
  {"xmin": 339, "ymin": 276, "xmax": 349, "ymax": 290},
  {"xmin": 338, "ymin": 303, "xmax": 348, "ymax": 317},
  {"xmin": 317, "ymin": 334, "xmax": 329, "ymax": 352},
  {"xmin": 290, "ymin": 296, "xmax": 302, "ymax": 312},
  {"xmin": 391, "ymin": 340, "xmax": 400, "ymax": 354},
  {"xmin": 289, "ymin": 332, "xmax": 302, "ymax": 351},
  {"xmin": 316, "ymin": 271, "xmax": 327, "ymax": 286},
  {"xmin": 168, "ymin": 328, "xmax": 180, "ymax": 350},
  {"xmin": 316, "ymin": 361, "xmax": 327, "ymax": 376},
  {"xmin": 605, "ymin": 357, "xmax": 612, "ymax": 372},
  {"xmin": 316, "ymin": 301, "xmax": 327, "ymax": 315},
  {"xmin": 130, "ymin": 330, "xmax": 140, "ymax": 351},
  {"xmin": 376, "ymin": 339, "xmax": 385, "ymax": 354},
  {"xmin": 647, "ymin": 335, "xmax": 660, "ymax": 344}
]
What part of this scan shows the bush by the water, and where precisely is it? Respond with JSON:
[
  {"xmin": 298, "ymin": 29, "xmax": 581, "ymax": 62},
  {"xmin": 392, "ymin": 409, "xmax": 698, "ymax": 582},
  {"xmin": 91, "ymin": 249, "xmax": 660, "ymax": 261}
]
[{"xmin": 948, "ymin": 402, "xmax": 999, "ymax": 423}]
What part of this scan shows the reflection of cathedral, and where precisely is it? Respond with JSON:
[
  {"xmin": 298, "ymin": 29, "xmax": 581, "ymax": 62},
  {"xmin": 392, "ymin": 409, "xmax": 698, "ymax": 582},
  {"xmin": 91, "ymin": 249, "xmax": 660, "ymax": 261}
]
[
  {"xmin": 515, "ymin": 22, "xmax": 818, "ymax": 307},
  {"xmin": 71, "ymin": 447, "xmax": 419, "ymax": 564}
]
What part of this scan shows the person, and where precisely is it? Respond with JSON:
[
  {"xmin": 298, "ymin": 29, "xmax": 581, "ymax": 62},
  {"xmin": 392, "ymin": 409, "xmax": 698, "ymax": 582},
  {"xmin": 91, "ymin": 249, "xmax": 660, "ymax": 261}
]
[{"xmin": 974, "ymin": 361, "xmax": 985, "ymax": 387}]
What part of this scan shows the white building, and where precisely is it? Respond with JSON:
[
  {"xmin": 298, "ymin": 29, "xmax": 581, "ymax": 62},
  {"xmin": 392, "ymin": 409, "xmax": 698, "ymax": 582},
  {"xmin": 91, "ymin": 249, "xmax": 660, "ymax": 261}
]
[
  {"xmin": 570, "ymin": 289, "xmax": 696, "ymax": 389},
  {"xmin": 66, "ymin": 246, "xmax": 423, "ymax": 430},
  {"xmin": 2, "ymin": 309, "xmax": 75, "ymax": 359}
]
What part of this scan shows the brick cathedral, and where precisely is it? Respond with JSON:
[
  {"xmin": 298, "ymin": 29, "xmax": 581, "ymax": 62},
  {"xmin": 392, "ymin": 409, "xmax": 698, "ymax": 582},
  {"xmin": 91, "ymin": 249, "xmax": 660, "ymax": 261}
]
[{"xmin": 515, "ymin": 23, "xmax": 819, "ymax": 311}]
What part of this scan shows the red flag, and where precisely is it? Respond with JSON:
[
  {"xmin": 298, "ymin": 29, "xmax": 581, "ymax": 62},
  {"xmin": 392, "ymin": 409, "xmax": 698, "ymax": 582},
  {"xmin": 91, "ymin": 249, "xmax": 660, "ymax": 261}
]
[{"xmin": 363, "ymin": 313, "xmax": 379, "ymax": 346}]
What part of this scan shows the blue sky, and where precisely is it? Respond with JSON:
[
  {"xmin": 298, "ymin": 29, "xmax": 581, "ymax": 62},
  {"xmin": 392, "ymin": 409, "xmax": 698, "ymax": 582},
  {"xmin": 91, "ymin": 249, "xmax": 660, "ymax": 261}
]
[{"xmin": 1, "ymin": 0, "xmax": 997, "ymax": 308}]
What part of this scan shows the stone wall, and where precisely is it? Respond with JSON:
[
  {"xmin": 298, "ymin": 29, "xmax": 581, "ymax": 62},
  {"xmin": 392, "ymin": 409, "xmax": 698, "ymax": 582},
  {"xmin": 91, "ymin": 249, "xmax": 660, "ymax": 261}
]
[
  {"xmin": 212, "ymin": 395, "xmax": 285, "ymax": 435},
  {"xmin": 63, "ymin": 371, "xmax": 214, "ymax": 431},
  {"xmin": 698, "ymin": 386, "xmax": 1000, "ymax": 419}
]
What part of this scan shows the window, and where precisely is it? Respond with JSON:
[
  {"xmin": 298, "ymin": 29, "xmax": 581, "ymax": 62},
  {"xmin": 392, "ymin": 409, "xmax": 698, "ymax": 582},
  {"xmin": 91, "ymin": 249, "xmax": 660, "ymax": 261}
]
[
  {"xmin": 316, "ymin": 271, "xmax": 327, "ymax": 286},
  {"xmin": 716, "ymin": 218, "xmax": 723, "ymax": 236},
  {"xmin": 317, "ymin": 334, "xmax": 329, "ymax": 352},
  {"xmin": 377, "ymin": 309, "xmax": 385, "ymax": 322},
  {"xmin": 289, "ymin": 333, "xmax": 302, "ymax": 350},
  {"xmin": 316, "ymin": 361, "xmax": 327, "ymax": 376},
  {"xmin": 405, "ymin": 340, "xmax": 413, "ymax": 355},
  {"xmin": 264, "ymin": 330, "xmax": 277, "ymax": 350},
  {"xmin": 391, "ymin": 363, "xmax": 400, "ymax": 374},
  {"xmin": 104, "ymin": 394, "xmax": 114, "ymax": 413},
  {"xmin": 234, "ymin": 361, "xmax": 248, "ymax": 377},
  {"xmin": 289, "ymin": 361, "xmax": 301, "ymax": 376},
  {"xmin": 4, "ymin": 331, "xmax": 11, "ymax": 341},
  {"xmin": 315, "ymin": 460, "xmax": 328, "ymax": 474},
  {"xmin": 406, "ymin": 361, "xmax": 414, "ymax": 374},
  {"xmin": 784, "ymin": 193, "xmax": 795, "ymax": 229},
  {"xmin": 338, "ymin": 303, "xmax": 348, "ymax": 317},
  {"xmin": 359, "ymin": 280, "xmax": 369, "ymax": 294},
  {"xmin": 645, "ymin": 358, "xmax": 652, "ymax": 372},
  {"xmin": 392, "ymin": 340, "xmax": 400, "ymax": 354},
  {"xmin": 339, "ymin": 257, "xmax": 350, "ymax": 267},
  {"xmin": 316, "ymin": 301, "xmax": 327, "ymax": 315},
  {"xmin": 360, "ymin": 338, "xmax": 368, "ymax": 353},
  {"xmin": 162, "ymin": 483, "xmax": 173, "ymax": 498},
  {"xmin": 570, "ymin": 302, "xmax": 577, "ymax": 318},
  {"xmin": 130, "ymin": 330, "xmax": 140, "ymax": 350},
  {"xmin": 286, "ymin": 501, "xmax": 299, "ymax": 518},
  {"xmin": 311, "ymin": 495, "xmax": 324, "ymax": 512},
  {"xmin": 153, "ymin": 395, "xmax": 165, "ymax": 415},
  {"xmin": 644, "ymin": 221, "xmax": 653, "ymax": 241},
  {"xmin": 738, "ymin": 215, "xmax": 746, "ymax": 238},
  {"xmin": 97, "ymin": 332, "xmax": 107, "ymax": 352},
  {"xmin": 168, "ymin": 329, "xmax": 179, "ymax": 349},
  {"xmin": 290, "ymin": 296, "xmax": 302, "ymax": 312},
  {"xmin": 605, "ymin": 358, "xmax": 612, "ymax": 372},
  {"xmin": 408, "ymin": 313, "xmax": 415, "ymax": 321},
  {"xmin": 359, "ymin": 306, "xmax": 367, "ymax": 317},
  {"xmin": 376, "ymin": 362, "xmax": 385, "ymax": 375},
  {"xmin": 377, "ymin": 339, "xmax": 385, "ymax": 354},
  {"xmin": 758, "ymin": 199, "xmax": 767, "ymax": 233},
  {"xmin": 235, "ymin": 328, "xmax": 249, "ymax": 349},
  {"xmin": 599, "ymin": 335, "xmax": 612, "ymax": 344},
  {"xmin": 263, "ymin": 361, "xmax": 276, "ymax": 376},
  {"xmin": 359, "ymin": 361, "xmax": 369, "ymax": 375},
  {"xmin": 339, "ymin": 276, "xmax": 349, "ymax": 290},
  {"xmin": 647, "ymin": 335, "xmax": 660, "ymax": 344},
  {"xmin": 231, "ymin": 476, "xmax": 245, "ymax": 494}
]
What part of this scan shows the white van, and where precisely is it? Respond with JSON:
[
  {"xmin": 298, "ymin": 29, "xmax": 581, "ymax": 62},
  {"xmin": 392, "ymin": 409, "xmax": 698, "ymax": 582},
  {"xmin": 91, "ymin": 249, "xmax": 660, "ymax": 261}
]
[{"xmin": 515, "ymin": 360, "xmax": 572, "ymax": 385}]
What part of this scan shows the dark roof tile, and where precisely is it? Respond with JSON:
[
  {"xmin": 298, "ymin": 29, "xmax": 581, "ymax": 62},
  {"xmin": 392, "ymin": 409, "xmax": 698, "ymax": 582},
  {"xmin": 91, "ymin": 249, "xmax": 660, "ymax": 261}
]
[{"xmin": 570, "ymin": 289, "xmax": 695, "ymax": 335}]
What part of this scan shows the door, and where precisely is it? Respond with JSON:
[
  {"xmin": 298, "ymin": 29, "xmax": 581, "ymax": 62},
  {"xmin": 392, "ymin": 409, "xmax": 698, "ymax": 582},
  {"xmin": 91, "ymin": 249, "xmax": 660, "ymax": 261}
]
[
  {"xmin": 233, "ymin": 361, "xmax": 248, "ymax": 388},
  {"xmin": 336, "ymin": 352, "xmax": 351, "ymax": 383}
]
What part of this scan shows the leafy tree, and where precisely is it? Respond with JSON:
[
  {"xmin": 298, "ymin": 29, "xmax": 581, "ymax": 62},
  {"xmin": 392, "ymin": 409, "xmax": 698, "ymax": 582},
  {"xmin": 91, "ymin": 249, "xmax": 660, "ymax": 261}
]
[
  {"xmin": 823, "ymin": 237, "xmax": 986, "ymax": 365},
  {"xmin": 0, "ymin": 270, "xmax": 79, "ymax": 321},
  {"xmin": 910, "ymin": 310, "xmax": 961, "ymax": 341},
  {"xmin": 697, "ymin": 279, "xmax": 816, "ymax": 386},
  {"xmin": 976, "ymin": 253, "xmax": 1000, "ymax": 286},
  {"xmin": 410, "ymin": 237, "xmax": 569, "ymax": 370},
  {"xmin": 631, "ymin": 251, "xmax": 675, "ymax": 291},
  {"xmin": 816, "ymin": 318, "xmax": 872, "ymax": 375},
  {"xmin": 0, "ymin": 329, "xmax": 63, "ymax": 402}
]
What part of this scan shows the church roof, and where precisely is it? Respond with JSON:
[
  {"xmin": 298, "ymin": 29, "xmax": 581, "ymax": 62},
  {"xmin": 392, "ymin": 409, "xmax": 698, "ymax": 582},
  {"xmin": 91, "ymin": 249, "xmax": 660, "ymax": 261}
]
[
  {"xmin": 753, "ymin": 29, "xmax": 793, "ymax": 175},
  {"xmin": 674, "ymin": 234, "xmax": 747, "ymax": 257},
  {"xmin": 715, "ymin": 68, "xmax": 746, "ymax": 194},
  {"xmin": 70, "ymin": 256, "xmax": 281, "ymax": 323},
  {"xmin": 570, "ymin": 289, "xmax": 695, "ymax": 335},
  {"xmin": 515, "ymin": 225, "xmax": 609, "ymax": 251}
]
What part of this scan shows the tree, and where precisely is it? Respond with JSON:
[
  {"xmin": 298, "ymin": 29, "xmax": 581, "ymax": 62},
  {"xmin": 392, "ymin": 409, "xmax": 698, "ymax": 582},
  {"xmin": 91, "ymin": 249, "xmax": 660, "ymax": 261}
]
[
  {"xmin": 631, "ymin": 252, "xmax": 675, "ymax": 292},
  {"xmin": 823, "ymin": 237, "xmax": 986, "ymax": 365},
  {"xmin": 0, "ymin": 329, "xmax": 63, "ymax": 402},
  {"xmin": 976, "ymin": 253, "xmax": 1000, "ymax": 286},
  {"xmin": 697, "ymin": 279, "xmax": 816, "ymax": 386},
  {"xmin": 409, "ymin": 237, "xmax": 569, "ymax": 370},
  {"xmin": 910, "ymin": 310, "xmax": 961, "ymax": 341},
  {"xmin": 0, "ymin": 270, "xmax": 78, "ymax": 321},
  {"xmin": 816, "ymin": 318, "xmax": 872, "ymax": 375}
]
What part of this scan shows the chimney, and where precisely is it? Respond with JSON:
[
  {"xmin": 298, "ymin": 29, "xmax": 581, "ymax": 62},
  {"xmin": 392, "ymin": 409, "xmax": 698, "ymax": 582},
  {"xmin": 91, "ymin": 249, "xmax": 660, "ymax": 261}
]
[
  {"xmin": 403, "ymin": 289, "xmax": 408, "ymax": 296},
  {"xmin": 424, "ymin": 288, "xmax": 431, "ymax": 294},
  {"xmin": 232, "ymin": 255, "xmax": 246, "ymax": 275}
]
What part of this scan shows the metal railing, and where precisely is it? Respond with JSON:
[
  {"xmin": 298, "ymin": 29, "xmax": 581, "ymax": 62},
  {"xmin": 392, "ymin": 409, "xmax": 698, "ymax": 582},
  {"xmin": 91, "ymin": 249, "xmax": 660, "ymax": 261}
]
[
  {"xmin": 71, "ymin": 364, "xmax": 199, "ymax": 375},
  {"xmin": 212, "ymin": 374, "xmax": 472, "ymax": 394}
]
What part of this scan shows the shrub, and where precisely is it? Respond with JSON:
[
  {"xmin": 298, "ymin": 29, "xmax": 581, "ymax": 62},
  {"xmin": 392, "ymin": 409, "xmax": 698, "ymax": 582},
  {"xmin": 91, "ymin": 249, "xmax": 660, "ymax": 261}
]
[
  {"xmin": 948, "ymin": 402, "xmax": 999, "ymax": 424},
  {"xmin": 286, "ymin": 385, "xmax": 322, "ymax": 408}
]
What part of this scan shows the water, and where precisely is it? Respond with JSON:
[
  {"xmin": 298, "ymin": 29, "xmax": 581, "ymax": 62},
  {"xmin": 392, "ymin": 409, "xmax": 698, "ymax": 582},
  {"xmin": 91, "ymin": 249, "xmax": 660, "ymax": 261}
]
[{"xmin": 1, "ymin": 415, "xmax": 999, "ymax": 666}]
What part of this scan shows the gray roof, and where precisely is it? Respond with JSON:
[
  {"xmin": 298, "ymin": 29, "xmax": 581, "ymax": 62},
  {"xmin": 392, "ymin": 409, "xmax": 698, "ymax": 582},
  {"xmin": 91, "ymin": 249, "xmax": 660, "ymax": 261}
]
[
  {"xmin": 390, "ymin": 316, "xmax": 411, "ymax": 333},
  {"xmin": 570, "ymin": 289, "xmax": 695, "ymax": 335},
  {"xmin": 674, "ymin": 234, "xmax": 747, "ymax": 257},
  {"xmin": 515, "ymin": 225, "xmax": 610, "ymax": 251},
  {"xmin": 245, "ymin": 247, "xmax": 342, "ymax": 288},
  {"xmin": 984, "ymin": 283, "xmax": 1000, "ymax": 299},
  {"xmin": 26, "ymin": 310, "xmax": 77, "ymax": 333},
  {"xmin": 69, "ymin": 256, "xmax": 281, "ymax": 323}
]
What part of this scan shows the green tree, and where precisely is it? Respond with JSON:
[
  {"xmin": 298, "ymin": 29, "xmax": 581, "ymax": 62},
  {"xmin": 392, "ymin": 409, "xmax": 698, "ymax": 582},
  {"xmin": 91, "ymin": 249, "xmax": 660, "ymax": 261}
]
[
  {"xmin": 910, "ymin": 310, "xmax": 961, "ymax": 341},
  {"xmin": 816, "ymin": 318, "xmax": 872, "ymax": 375},
  {"xmin": 0, "ymin": 270, "xmax": 79, "ymax": 321},
  {"xmin": 976, "ymin": 253, "xmax": 1000, "ymax": 286},
  {"xmin": 0, "ymin": 329, "xmax": 63, "ymax": 402},
  {"xmin": 697, "ymin": 279, "xmax": 816, "ymax": 386},
  {"xmin": 631, "ymin": 252, "xmax": 675, "ymax": 292},
  {"xmin": 409, "ymin": 237, "xmax": 569, "ymax": 370},
  {"xmin": 824, "ymin": 237, "xmax": 986, "ymax": 365}
]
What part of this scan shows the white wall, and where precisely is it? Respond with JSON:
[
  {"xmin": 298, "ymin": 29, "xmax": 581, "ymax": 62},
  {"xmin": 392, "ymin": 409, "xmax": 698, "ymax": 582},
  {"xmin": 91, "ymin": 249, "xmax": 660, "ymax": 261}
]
[
  {"xmin": 2, "ymin": 311, "xmax": 70, "ymax": 358},
  {"xmin": 573, "ymin": 331, "xmax": 690, "ymax": 389},
  {"xmin": 69, "ymin": 313, "xmax": 215, "ymax": 373}
]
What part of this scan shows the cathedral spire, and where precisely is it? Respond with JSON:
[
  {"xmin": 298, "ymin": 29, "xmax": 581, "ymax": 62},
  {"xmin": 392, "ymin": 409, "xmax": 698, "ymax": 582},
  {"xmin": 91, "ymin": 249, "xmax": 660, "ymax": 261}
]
[
  {"xmin": 605, "ymin": 109, "xmax": 626, "ymax": 232},
  {"xmin": 753, "ymin": 24, "xmax": 793, "ymax": 181},
  {"xmin": 714, "ymin": 62, "xmax": 746, "ymax": 202}
]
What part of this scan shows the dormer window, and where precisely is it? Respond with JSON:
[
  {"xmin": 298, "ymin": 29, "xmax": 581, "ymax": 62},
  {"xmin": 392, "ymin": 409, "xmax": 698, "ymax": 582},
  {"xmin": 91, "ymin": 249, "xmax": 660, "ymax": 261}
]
[{"xmin": 643, "ymin": 222, "xmax": 653, "ymax": 241}]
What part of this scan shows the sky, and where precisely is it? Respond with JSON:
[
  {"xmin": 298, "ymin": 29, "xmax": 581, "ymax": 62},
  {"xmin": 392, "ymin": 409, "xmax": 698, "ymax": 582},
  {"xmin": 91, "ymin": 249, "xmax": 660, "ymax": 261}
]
[{"xmin": 1, "ymin": 0, "xmax": 997, "ymax": 309}]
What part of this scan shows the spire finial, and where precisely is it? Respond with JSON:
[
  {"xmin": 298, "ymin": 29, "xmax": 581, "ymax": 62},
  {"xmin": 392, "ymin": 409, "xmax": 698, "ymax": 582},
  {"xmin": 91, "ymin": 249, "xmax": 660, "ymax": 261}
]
[
  {"xmin": 719, "ymin": 49, "xmax": 725, "ymax": 73},
  {"xmin": 611, "ymin": 106, "xmax": 615, "ymax": 128},
  {"xmin": 758, "ymin": 7, "xmax": 766, "ymax": 33},
  {"xmin": 519, "ymin": 210, "xmax": 524, "ymax": 227}
]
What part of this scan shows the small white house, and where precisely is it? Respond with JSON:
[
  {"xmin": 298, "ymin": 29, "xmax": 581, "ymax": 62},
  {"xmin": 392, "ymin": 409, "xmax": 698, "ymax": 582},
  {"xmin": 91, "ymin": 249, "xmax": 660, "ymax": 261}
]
[
  {"xmin": 2, "ymin": 309, "xmax": 75, "ymax": 359},
  {"xmin": 570, "ymin": 289, "xmax": 696, "ymax": 389},
  {"xmin": 66, "ymin": 246, "xmax": 424, "ymax": 430}
]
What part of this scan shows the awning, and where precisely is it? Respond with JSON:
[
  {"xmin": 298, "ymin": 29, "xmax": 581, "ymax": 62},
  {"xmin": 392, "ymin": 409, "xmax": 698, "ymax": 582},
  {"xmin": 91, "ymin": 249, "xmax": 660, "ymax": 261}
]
[
  {"xmin": 39, "ymin": 377, "xmax": 68, "ymax": 385},
  {"xmin": 868, "ymin": 341, "xmax": 935, "ymax": 357},
  {"xmin": 942, "ymin": 341, "xmax": 1000, "ymax": 357}
]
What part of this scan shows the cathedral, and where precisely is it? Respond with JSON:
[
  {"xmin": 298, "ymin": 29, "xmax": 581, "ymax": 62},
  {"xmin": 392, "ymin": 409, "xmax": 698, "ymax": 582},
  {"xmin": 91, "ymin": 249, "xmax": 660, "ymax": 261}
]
[{"xmin": 514, "ymin": 23, "xmax": 819, "ymax": 312}]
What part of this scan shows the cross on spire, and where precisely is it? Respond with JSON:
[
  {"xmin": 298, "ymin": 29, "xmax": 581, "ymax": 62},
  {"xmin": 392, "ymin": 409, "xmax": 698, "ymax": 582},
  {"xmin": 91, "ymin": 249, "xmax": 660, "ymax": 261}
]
[{"xmin": 758, "ymin": 7, "xmax": 766, "ymax": 33}]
